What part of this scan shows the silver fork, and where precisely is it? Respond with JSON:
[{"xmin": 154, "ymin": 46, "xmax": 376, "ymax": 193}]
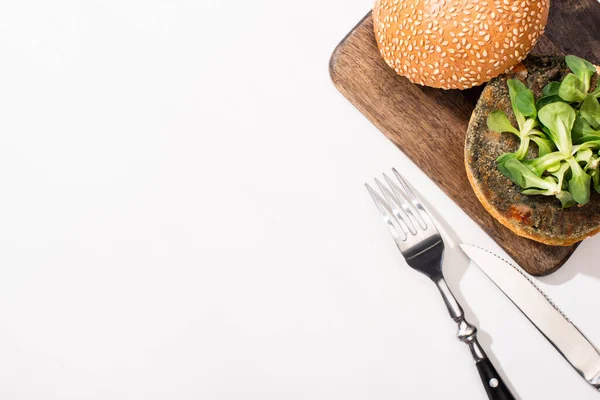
[{"xmin": 366, "ymin": 169, "xmax": 515, "ymax": 400}]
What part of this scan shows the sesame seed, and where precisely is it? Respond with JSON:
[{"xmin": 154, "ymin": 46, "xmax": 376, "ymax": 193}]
[{"xmin": 372, "ymin": 0, "xmax": 548, "ymax": 88}]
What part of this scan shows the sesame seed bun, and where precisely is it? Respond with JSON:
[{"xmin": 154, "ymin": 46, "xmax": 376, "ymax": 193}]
[{"xmin": 373, "ymin": 0, "xmax": 550, "ymax": 90}]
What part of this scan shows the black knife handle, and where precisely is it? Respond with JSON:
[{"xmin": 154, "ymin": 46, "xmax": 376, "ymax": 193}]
[{"xmin": 475, "ymin": 358, "xmax": 515, "ymax": 400}]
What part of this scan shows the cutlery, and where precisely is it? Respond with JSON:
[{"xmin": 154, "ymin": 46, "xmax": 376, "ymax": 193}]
[
  {"xmin": 461, "ymin": 244, "xmax": 600, "ymax": 390},
  {"xmin": 366, "ymin": 170, "xmax": 515, "ymax": 400}
]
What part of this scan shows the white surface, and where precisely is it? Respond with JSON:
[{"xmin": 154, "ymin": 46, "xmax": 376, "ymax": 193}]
[{"xmin": 0, "ymin": 1, "xmax": 599, "ymax": 399}]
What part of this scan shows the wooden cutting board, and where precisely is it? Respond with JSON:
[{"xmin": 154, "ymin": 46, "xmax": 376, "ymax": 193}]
[{"xmin": 330, "ymin": 0, "xmax": 600, "ymax": 276}]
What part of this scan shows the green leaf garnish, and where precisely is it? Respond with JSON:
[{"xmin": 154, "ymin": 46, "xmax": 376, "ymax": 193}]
[
  {"xmin": 488, "ymin": 80, "xmax": 546, "ymax": 161},
  {"xmin": 530, "ymin": 136, "xmax": 555, "ymax": 156},
  {"xmin": 580, "ymin": 94, "xmax": 600, "ymax": 129},
  {"xmin": 576, "ymin": 148, "xmax": 594, "ymax": 166},
  {"xmin": 572, "ymin": 114, "xmax": 600, "ymax": 143},
  {"xmin": 559, "ymin": 73, "xmax": 587, "ymax": 103},
  {"xmin": 500, "ymin": 159, "xmax": 558, "ymax": 192},
  {"xmin": 536, "ymin": 95, "xmax": 565, "ymax": 110},
  {"xmin": 508, "ymin": 79, "xmax": 537, "ymax": 128},
  {"xmin": 537, "ymin": 81, "xmax": 566, "ymax": 110},
  {"xmin": 592, "ymin": 166, "xmax": 600, "ymax": 194},
  {"xmin": 556, "ymin": 191, "xmax": 577, "ymax": 208},
  {"xmin": 522, "ymin": 151, "xmax": 568, "ymax": 176},
  {"xmin": 490, "ymin": 55, "xmax": 600, "ymax": 207},
  {"xmin": 567, "ymin": 157, "xmax": 591, "ymax": 204},
  {"xmin": 543, "ymin": 81, "xmax": 562, "ymax": 97},
  {"xmin": 573, "ymin": 115, "xmax": 591, "ymax": 143},
  {"xmin": 565, "ymin": 55, "xmax": 597, "ymax": 93},
  {"xmin": 487, "ymin": 110, "xmax": 520, "ymax": 135},
  {"xmin": 538, "ymin": 102, "xmax": 575, "ymax": 156}
]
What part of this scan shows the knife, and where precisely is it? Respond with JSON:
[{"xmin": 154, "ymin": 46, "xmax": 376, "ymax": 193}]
[{"xmin": 461, "ymin": 244, "xmax": 600, "ymax": 390}]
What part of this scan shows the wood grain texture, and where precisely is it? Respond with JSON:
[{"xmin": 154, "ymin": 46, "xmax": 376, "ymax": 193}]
[{"xmin": 330, "ymin": 0, "xmax": 600, "ymax": 276}]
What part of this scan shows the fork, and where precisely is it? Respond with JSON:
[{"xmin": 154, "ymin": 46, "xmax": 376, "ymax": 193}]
[{"xmin": 366, "ymin": 169, "xmax": 515, "ymax": 400}]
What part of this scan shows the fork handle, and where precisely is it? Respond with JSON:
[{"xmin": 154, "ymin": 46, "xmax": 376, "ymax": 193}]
[
  {"xmin": 437, "ymin": 279, "xmax": 515, "ymax": 400},
  {"xmin": 458, "ymin": 321, "xmax": 515, "ymax": 400},
  {"xmin": 475, "ymin": 357, "xmax": 515, "ymax": 400}
]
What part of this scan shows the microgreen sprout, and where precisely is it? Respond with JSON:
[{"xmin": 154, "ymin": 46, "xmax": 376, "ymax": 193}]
[
  {"xmin": 487, "ymin": 79, "xmax": 553, "ymax": 161},
  {"xmin": 487, "ymin": 55, "xmax": 600, "ymax": 208}
]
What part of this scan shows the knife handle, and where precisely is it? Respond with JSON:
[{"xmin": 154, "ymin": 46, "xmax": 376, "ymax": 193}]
[{"xmin": 475, "ymin": 357, "xmax": 515, "ymax": 400}]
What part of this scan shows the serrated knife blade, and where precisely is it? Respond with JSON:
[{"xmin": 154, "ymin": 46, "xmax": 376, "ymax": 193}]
[{"xmin": 460, "ymin": 243, "xmax": 600, "ymax": 390}]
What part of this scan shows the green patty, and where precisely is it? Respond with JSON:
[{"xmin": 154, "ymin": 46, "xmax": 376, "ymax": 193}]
[{"xmin": 465, "ymin": 55, "xmax": 600, "ymax": 245}]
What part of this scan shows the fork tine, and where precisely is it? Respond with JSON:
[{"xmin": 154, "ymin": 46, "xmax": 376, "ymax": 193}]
[
  {"xmin": 391, "ymin": 169, "xmax": 433, "ymax": 229},
  {"xmin": 374, "ymin": 177, "xmax": 416, "ymax": 235},
  {"xmin": 383, "ymin": 172, "xmax": 427, "ymax": 230},
  {"xmin": 365, "ymin": 183, "xmax": 408, "ymax": 242}
]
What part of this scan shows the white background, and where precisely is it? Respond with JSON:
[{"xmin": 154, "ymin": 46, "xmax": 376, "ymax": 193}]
[{"xmin": 1, "ymin": 1, "xmax": 600, "ymax": 399}]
